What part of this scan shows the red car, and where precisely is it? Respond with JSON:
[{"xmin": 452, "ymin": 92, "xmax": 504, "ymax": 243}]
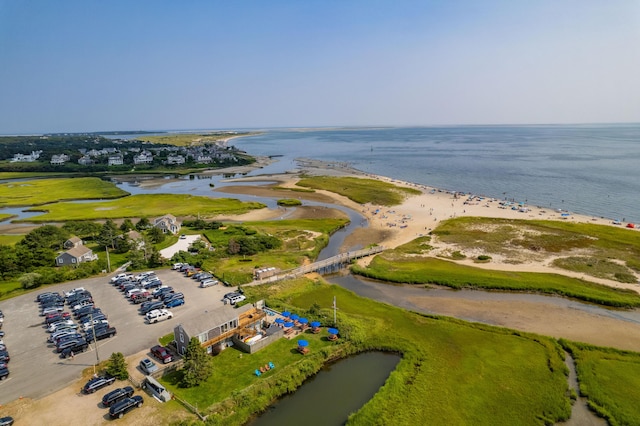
[{"xmin": 150, "ymin": 345, "xmax": 172, "ymax": 364}]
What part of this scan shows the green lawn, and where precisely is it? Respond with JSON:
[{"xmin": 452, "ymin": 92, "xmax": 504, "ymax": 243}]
[
  {"xmin": 297, "ymin": 176, "xmax": 421, "ymax": 206},
  {"xmin": 0, "ymin": 234, "xmax": 24, "ymax": 246},
  {"xmin": 163, "ymin": 278, "xmax": 571, "ymax": 425},
  {"xmin": 0, "ymin": 214, "xmax": 13, "ymax": 222},
  {"xmin": 20, "ymin": 194, "xmax": 266, "ymax": 222},
  {"xmin": 0, "ymin": 177, "xmax": 128, "ymax": 207}
]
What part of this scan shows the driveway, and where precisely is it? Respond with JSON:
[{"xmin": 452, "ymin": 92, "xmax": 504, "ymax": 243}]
[
  {"xmin": 159, "ymin": 234, "xmax": 201, "ymax": 259},
  {"xmin": 0, "ymin": 267, "xmax": 234, "ymax": 405}
]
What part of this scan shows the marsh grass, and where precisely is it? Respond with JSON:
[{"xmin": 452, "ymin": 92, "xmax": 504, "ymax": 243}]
[
  {"xmin": 297, "ymin": 176, "xmax": 421, "ymax": 206},
  {"xmin": 353, "ymin": 253, "xmax": 640, "ymax": 307},
  {"xmin": 0, "ymin": 177, "xmax": 128, "ymax": 207},
  {"xmin": 20, "ymin": 194, "xmax": 265, "ymax": 222},
  {"xmin": 562, "ymin": 340, "xmax": 640, "ymax": 425},
  {"xmin": 553, "ymin": 256, "xmax": 637, "ymax": 283},
  {"xmin": 165, "ymin": 278, "xmax": 571, "ymax": 425}
]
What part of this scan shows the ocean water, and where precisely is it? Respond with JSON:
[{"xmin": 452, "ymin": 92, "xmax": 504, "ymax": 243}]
[{"xmin": 234, "ymin": 125, "xmax": 640, "ymax": 224}]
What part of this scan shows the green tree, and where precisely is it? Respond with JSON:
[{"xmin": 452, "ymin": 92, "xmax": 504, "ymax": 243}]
[
  {"xmin": 120, "ymin": 218, "xmax": 135, "ymax": 232},
  {"xmin": 105, "ymin": 352, "xmax": 129, "ymax": 380},
  {"xmin": 62, "ymin": 221, "xmax": 102, "ymax": 240},
  {"xmin": 98, "ymin": 220, "xmax": 120, "ymax": 249},
  {"xmin": 135, "ymin": 217, "xmax": 151, "ymax": 231},
  {"xmin": 0, "ymin": 245, "xmax": 19, "ymax": 279},
  {"xmin": 181, "ymin": 337, "xmax": 212, "ymax": 387},
  {"xmin": 19, "ymin": 224, "xmax": 69, "ymax": 251},
  {"xmin": 147, "ymin": 226, "xmax": 165, "ymax": 244},
  {"xmin": 19, "ymin": 272, "xmax": 43, "ymax": 289}
]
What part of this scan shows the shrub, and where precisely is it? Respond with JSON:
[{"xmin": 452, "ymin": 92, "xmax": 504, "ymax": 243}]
[{"xmin": 105, "ymin": 352, "xmax": 128, "ymax": 380}]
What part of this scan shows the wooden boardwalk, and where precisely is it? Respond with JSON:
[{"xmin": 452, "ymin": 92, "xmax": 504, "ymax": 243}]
[{"xmin": 247, "ymin": 246, "xmax": 385, "ymax": 286}]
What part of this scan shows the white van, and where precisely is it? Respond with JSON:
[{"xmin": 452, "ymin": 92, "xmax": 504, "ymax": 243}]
[
  {"xmin": 224, "ymin": 294, "xmax": 246, "ymax": 305},
  {"xmin": 146, "ymin": 309, "xmax": 173, "ymax": 324},
  {"xmin": 199, "ymin": 279, "xmax": 218, "ymax": 288}
]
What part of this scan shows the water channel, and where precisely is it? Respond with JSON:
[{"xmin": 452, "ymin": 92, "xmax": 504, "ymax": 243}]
[{"xmin": 247, "ymin": 352, "xmax": 401, "ymax": 426}]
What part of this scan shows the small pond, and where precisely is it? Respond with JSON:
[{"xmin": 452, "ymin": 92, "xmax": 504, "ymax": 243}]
[{"xmin": 247, "ymin": 351, "xmax": 400, "ymax": 426}]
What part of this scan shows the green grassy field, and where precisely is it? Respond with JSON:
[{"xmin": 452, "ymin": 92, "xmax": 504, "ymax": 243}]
[
  {"xmin": 433, "ymin": 217, "xmax": 640, "ymax": 281},
  {"xmin": 19, "ymin": 194, "xmax": 265, "ymax": 222},
  {"xmin": 0, "ymin": 214, "xmax": 13, "ymax": 222},
  {"xmin": 352, "ymin": 244, "xmax": 640, "ymax": 308},
  {"xmin": 0, "ymin": 177, "xmax": 129, "ymax": 207},
  {"xmin": 0, "ymin": 234, "xmax": 24, "ymax": 245},
  {"xmin": 562, "ymin": 340, "xmax": 640, "ymax": 425},
  {"xmin": 297, "ymin": 176, "xmax": 421, "ymax": 206},
  {"xmin": 199, "ymin": 219, "xmax": 349, "ymax": 284},
  {"xmin": 163, "ymin": 278, "xmax": 571, "ymax": 425}
]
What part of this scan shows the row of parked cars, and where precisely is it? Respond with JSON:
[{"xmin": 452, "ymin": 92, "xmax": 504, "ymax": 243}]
[
  {"xmin": 0, "ymin": 309, "xmax": 9, "ymax": 381},
  {"xmin": 80, "ymin": 376, "xmax": 144, "ymax": 418},
  {"xmin": 109, "ymin": 271, "xmax": 185, "ymax": 324},
  {"xmin": 172, "ymin": 263, "xmax": 219, "ymax": 288},
  {"xmin": 38, "ymin": 288, "xmax": 116, "ymax": 358}
]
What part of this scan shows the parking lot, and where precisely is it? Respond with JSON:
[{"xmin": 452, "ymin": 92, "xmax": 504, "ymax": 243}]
[{"xmin": 0, "ymin": 267, "xmax": 238, "ymax": 405}]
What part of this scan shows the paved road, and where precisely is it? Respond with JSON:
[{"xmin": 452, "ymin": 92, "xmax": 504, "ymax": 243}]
[
  {"xmin": 159, "ymin": 235, "xmax": 201, "ymax": 259},
  {"xmin": 0, "ymin": 268, "xmax": 236, "ymax": 404}
]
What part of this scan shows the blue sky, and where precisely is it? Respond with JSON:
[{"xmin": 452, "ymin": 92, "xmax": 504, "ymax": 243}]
[{"xmin": 0, "ymin": 1, "xmax": 638, "ymax": 133}]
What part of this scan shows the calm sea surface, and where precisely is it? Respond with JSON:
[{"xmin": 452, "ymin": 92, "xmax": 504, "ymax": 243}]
[{"xmin": 232, "ymin": 125, "xmax": 640, "ymax": 224}]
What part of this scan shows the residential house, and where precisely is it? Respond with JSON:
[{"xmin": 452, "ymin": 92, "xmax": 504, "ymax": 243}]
[
  {"xmin": 133, "ymin": 151, "xmax": 153, "ymax": 165},
  {"xmin": 153, "ymin": 214, "xmax": 180, "ymax": 234},
  {"xmin": 56, "ymin": 244, "xmax": 98, "ymax": 267},
  {"xmin": 50, "ymin": 154, "xmax": 69, "ymax": 165},
  {"xmin": 126, "ymin": 230, "xmax": 145, "ymax": 249},
  {"xmin": 78, "ymin": 155, "xmax": 94, "ymax": 166},
  {"xmin": 196, "ymin": 155, "xmax": 212, "ymax": 164},
  {"xmin": 11, "ymin": 150, "xmax": 42, "ymax": 162},
  {"xmin": 173, "ymin": 303, "xmax": 269, "ymax": 355},
  {"xmin": 63, "ymin": 236, "xmax": 83, "ymax": 250},
  {"xmin": 108, "ymin": 155, "xmax": 124, "ymax": 166},
  {"xmin": 166, "ymin": 155, "xmax": 185, "ymax": 165}
]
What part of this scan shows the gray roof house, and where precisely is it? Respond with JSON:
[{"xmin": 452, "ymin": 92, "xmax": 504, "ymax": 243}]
[
  {"xmin": 56, "ymin": 245, "xmax": 98, "ymax": 267},
  {"xmin": 153, "ymin": 214, "xmax": 180, "ymax": 234},
  {"xmin": 173, "ymin": 304, "xmax": 267, "ymax": 355},
  {"xmin": 63, "ymin": 236, "xmax": 83, "ymax": 249}
]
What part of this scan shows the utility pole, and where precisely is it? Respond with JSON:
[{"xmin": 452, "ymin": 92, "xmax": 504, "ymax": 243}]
[
  {"xmin": 90, "ymin": 311, "xmax": 100, "ymax": 375},
  {"xmin": 105, "ymin": 246, "xmax": 111, "ymax": 273}
]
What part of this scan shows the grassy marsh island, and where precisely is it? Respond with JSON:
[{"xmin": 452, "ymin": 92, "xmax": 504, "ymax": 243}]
[
  {"xmin": 297, "ymin": 176, "xmax": 421, "ymax": 206},
  {"xmin": 20, "ymin": 194, "xmax": 266, "ymax": 222},
  {"xmin": 136, "ymin": 131, "xmax": 260, "ymax": 146},
  {"xmin": 0, "ymin": 177, "xmax": 128, "ymax": 207}
]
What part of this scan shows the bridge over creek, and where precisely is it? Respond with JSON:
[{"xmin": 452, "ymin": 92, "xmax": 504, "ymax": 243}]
[{"xmin": 246, "ymin": 246, "xmax": 385, "ymax": 286}]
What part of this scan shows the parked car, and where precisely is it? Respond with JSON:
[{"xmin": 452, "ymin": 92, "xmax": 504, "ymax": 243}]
[
  {"xmin": 145, "ymin": 309, "xmax": 173, "ymax": 324},
  {"xmin": 110, "ymin": 273, "xmax": 133, "ymax": 283},
  {"xmin": 140, "ymin": 300, "xmax": 164, "ymax": 314},
  {"xmin": 74, "ymin": 306, "xmax": 102, "ymax": 319},
  {"xmin": 45, "ymin": 311, "xmax": 71, "ymax": 324},
  {"xmin": 150, "ymin": 345, "xmax": 172, "ymax": 363},
  {"xmin": 224, "ymin": 293, "xmax": 246, "ymax": 305},
  {"xmin": 102, "ymin": 386, "xmax": 134, "ymax": 407},
  {"xmin": 54, "ymin": 333, "xmax": 84, "ymax": 346},
  {"xmin": 47, "ymin": 319, "xmax": 75, "ymax": 332},
  {"xmin": 86, "ymin": 326, "xmax": 117, "ymax": 342},
  {"xmin": 57, "ymin": 338, "xmax": 85, "ymax": 353},
  {"xmin": 71, "ymin": 301, "xmax": 94, "ymax": 312},
  {"xmin": 36, "ymin": 291, "xmax": 61, "ymax": 302},
  {"xmin": 131, "ymin": 291, "xmax": 152, "ymax": 304},
  {"xmin": 82, "ymin": 319, "xmax": 109, "ymax": 331},
  {"xmin": 64, "ymin": 287, "xmax": 86, "ymax": 298},
  {"xmin": 0, "ymin": 416, "xmax": 12, "ymax": 426},
  {"xmin": 49, "ymin": 330, "xmax": 82, "ymax": 344},
  {"xmin": 200, "ymin": 279, "xmax": 218, "ymax": 288},
  {"xmin": 41, "ymin": 306, "xmax": 64, "ymax": 316},
  {"xmin": 135, "ymin": 271, "xmax": 155, "ymax": 282},
  {"xmin": 0, "ymin": 351, "xmax": 9, "ymax": 363},
  {"xmin": 82, "ymin": 375, "xmax": 116, "ymax": 394},
  {"xmin": 109, "ymin": 395, "xmax": 144, "ymax": 419},
  {"xmin": 152, "ymin": 286, "xmax": 173, "ymax": 299},
  {"xmin": 171, "ymin": 262, "xmax": 184, "ymax": 270},
  {"xmin": 161, "ymin": 292, "xmax": 183, "ymax": 302},
  {"xmin": 164, "ymin": 297, "xmax": 185, "ymax": 308},
  {"xmin": 0, "ymin": 365, "xmax": 8, "ymax": 381},
  {"xmin": 59, "ymin": 340, "xmax": 89, "ymax": 358},
  {"xmin": 139, "ymin": 358, "xmax": 158, "ymax": 375},
  {"xmin": 77, "ymin": 312, "xmax": 107, "ymax": 325},
  {"xmin": 142, "ymin": 279, "xmax": 163, "ymax": 290}
]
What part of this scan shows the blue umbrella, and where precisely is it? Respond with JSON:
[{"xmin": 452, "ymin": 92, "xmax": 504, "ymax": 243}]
[
  {"xmin": 275, "ymin": 318, "xmax": 284, "ymax": 324},
  {"xmin": 281, "ymin": 311, "xmax": 291, "ymax": 318},
  {"xmin": 310, "ymin": 321, "xmax": 321, "ymax": 328},
  {"xmin": 290, "ymin": 314, "xmax": 299, "ymax": 321},
  {"xmin": 328, "ymin": 328, "xmax": 339, "ymax": 335},
  {"xmin": 297, "ymin": 339, "xmax": 309, "ymax": 347},
  {"xmin": 284, "ymin": 322, "xmax": 294, "ymax": 328},
  {"xmin": 298, "ymin": 318, "xmax": 309, "ymax": 324}
]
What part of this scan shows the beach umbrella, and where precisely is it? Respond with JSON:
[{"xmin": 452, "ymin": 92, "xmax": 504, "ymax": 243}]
[
  {"xmin": 281, "ymin": 311, "xmax": 291, "ymax": 318},
  {"xmin": 275, "ymin": 318, "xmax": 284, "ymax": 324},
  {"xmin": 310, "ymin": 321, "xmax": 321, "ymax": 328},
  {"xmin": 284, "ymin": 322, "xmax": 294, "ymax": 328},
  {"xmin": 328, "ymin": 328, "xmax": 339, "ymax": 335},
  {"xmin": 298, "ymin": 318, "xmax": 309, "ymax": 325},
  {"xmin": 290, "ymin": 314, "xmax": 299, "ymax": 321},
  {"xmin": 297, "ymin": 339, "xmax": 309, "ymax": 347}
]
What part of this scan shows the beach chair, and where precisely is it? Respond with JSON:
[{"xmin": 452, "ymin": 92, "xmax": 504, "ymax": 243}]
[
  {"xmin": 255, "ymin": 369, "xmax": 261, "ymax": 377},
  {"xmin": 268, "ymin": 362, "xmax": 275, "ymax": 369}
]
